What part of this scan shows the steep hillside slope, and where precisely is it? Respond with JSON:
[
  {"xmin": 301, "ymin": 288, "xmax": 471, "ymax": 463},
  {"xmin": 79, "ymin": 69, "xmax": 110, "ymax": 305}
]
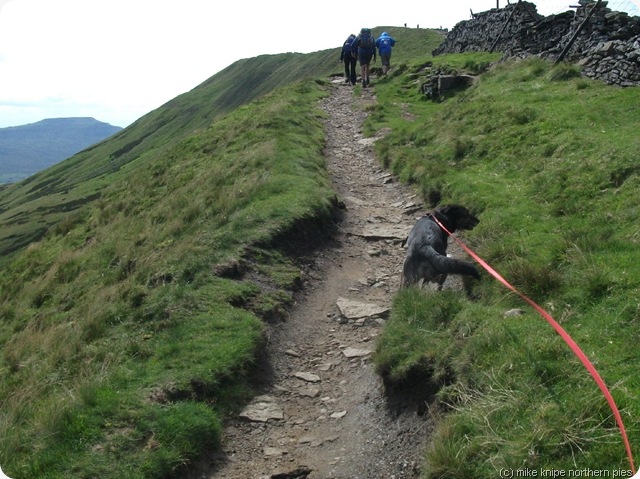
[
  {"xmin": 0, "ymin": 50, "xmax": 341, "ymax": 259},
  {"xmin": 0, "ymin": 78, "xmax": 338, "ymax": 479},
  {"xmin": 0, "ymin": 27, "xmax": 449, "ymax": 478},
  {"xmin": 0, "ymin": 118, "xmax": 122, "ymax": 184},
  {"xmin": 0, "ymin": 27, "xmax": 443, "ymax": 261}
]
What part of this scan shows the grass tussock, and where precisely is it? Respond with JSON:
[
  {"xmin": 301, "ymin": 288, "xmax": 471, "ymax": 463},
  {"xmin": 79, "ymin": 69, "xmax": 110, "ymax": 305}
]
[{"xmin": 371, "ymin": 54, "xmax": 640, "ymax": 475}]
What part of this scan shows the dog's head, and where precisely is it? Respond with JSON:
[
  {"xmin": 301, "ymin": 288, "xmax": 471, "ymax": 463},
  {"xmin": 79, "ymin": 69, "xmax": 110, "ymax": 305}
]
[{"xmin": 434, "ymin": 204, "xmax": 479, "ymax": 232}]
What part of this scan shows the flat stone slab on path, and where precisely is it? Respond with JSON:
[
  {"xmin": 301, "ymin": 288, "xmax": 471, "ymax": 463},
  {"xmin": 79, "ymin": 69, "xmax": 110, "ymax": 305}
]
[
  {"xmin": 239, "ymin": 395, "xmax": 284, "ymax": 422},
  {"xmin": 342, "ymin": 347, "xmax": 373, "ymax": 358},
  {"xmin": 336, "ymin": 297, "xmax": 390, "ymax": 319}
]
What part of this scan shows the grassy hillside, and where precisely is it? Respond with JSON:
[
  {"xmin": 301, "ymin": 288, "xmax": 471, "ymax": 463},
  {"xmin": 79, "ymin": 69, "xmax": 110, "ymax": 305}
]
[
  {"xmin": 0, "ymin": 50, "xmax": 337, "ymax": 260},
  {"xmin": 0, "ymin": 26, "xmax": 444, "ymax": 478},
  {"xmin": 0, "ymin": 79, "xmax": 337, "ymax": 478},
  {"xmin": 11, "ymin": 23, "xmax": 640, "ymax": 477},
  {"xmin": 0, "ymin": 27, "xmax": 440, "ymax": 261},
  {"xmin": 369, "ymin": 55, "xmax": 640, "ymax": 474}
]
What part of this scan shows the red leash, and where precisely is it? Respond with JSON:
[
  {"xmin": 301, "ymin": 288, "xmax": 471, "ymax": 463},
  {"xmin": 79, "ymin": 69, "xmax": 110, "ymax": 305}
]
[{"xmin": 431, "ymin": 215, "xmax": 636, "ymax": 473}]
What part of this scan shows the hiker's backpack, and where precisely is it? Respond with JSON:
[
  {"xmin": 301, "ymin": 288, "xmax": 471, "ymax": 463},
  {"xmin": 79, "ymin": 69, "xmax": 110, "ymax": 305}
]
[
  {"xmin": 360, "ymin": 30, "xmax": 374, "ymax": 49},
  {"xmin": 343, "ymin": 36, "xmax": 355, "ymax": 55}
]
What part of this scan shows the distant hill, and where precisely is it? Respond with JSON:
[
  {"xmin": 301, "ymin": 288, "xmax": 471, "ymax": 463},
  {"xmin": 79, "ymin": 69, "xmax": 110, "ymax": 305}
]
[{"xmin": 0, "ymin": 117, "xmax": 122, "ymax": 184}]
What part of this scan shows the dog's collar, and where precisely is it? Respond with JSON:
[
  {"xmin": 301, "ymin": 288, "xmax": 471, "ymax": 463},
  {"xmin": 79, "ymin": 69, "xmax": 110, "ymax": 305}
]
[{"xmin": 427, "ymin": 212, "xmax": 453, "ymax": 236}]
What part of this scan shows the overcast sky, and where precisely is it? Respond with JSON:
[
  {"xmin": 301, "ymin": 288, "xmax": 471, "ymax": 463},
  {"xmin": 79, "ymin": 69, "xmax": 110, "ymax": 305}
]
[{"xmin": 1, "ymin": 0, "xmax": 638, "ymax": 129}]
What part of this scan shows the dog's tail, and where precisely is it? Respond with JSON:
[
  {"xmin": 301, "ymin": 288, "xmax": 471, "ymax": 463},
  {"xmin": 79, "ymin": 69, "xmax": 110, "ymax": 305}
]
[
  {"xmin": 429, "ymin": 252, "xmax": 481, "ymax": 280},
  {"xmin": 401, "ymin": 252, "xmax": 480, "ymax": 288}
]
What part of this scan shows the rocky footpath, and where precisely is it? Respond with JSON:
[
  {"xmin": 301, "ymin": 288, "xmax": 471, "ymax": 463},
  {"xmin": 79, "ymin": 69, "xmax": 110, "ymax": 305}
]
[{"xmin": 189, "ymin": 79, "xmax": 437, "ymax": 479}]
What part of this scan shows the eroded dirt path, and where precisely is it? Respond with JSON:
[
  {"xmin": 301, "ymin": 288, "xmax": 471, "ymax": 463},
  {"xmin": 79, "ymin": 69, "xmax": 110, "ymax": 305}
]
[{"xmin": 203, "ymin": 80, "xmax": 432, "ymax": 479}]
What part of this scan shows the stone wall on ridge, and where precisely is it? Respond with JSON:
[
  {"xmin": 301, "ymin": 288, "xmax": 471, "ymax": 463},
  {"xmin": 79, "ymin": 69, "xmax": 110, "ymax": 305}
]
[{"xmin": 433, "ymin": 0, "xmax": 640, "ymax": 86}]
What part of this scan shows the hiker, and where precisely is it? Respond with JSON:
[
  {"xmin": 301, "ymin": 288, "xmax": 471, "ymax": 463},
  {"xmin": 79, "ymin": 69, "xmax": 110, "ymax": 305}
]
[
  {"xmin": 376, "ymin": 32, "xmax": 397, "ymax": 75},
  {"xmin": 351, "ymin": 27, "xmax": 376, "ymax": 88},
  {"xmin": 340, "ymin": 33, "xmax": 357, "ymax": 85}
]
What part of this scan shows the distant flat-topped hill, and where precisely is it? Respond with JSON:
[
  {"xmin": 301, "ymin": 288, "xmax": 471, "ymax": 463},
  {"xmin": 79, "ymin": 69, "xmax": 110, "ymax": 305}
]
[{"xmin": 0, "ymin": 117, "xmax": 122, "ymax": 183}]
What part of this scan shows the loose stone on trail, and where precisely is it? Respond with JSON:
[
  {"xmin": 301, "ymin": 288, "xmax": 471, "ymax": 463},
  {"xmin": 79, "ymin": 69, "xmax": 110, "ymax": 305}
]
[
  {"xmin": 336, "ymin": 297, "xmax": 389, "ymax": 319},
  {"xmin": 294, "ymin": 372, "xmax": 321, "ymax": 383},
  {"xmin": 298, "ymin": 386, "xmax": 321, "ymax": 398},
  {"xmin": 239, "ymin": 396, "xmax": 284, "ymax": 422},
  {"xmin": 342, "ymin": 347, "xmax": 373, "ymax": 358}
]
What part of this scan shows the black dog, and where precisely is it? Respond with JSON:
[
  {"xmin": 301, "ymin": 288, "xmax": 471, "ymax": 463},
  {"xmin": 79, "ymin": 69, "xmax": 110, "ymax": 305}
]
[{"xmin": 401, "ymin": 204, "xmax": 480, "ymax": 289}]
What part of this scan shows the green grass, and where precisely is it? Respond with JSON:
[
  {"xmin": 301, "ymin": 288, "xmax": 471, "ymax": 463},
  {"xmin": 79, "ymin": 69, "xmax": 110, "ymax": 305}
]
[
  {"xmin": 2, "ymin": 26, "xmax": 639, "ymax": 477},
  {"xmin": 0, "ymin": 28, "xmax": 442, "ymax": 477},
  {"xmin": 370, "ymin": 55, "xmax": 640, "ymax": 475},
  {"xmin": 0, "ymin": 79, "xmax": 336, "ymax": 478},
  {"xmin": 0, "ymin": 27, "xmax": 442, "ymax": 263},
  {"xmin": 0, "ymin": 50, "xmax": 343, "ymax": 262}
]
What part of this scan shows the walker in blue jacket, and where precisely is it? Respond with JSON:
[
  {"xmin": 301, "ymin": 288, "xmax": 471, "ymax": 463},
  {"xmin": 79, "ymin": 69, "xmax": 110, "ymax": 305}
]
[{"xmin": 375, "ymin": 32, "xmax": 397, "ymax": 75}]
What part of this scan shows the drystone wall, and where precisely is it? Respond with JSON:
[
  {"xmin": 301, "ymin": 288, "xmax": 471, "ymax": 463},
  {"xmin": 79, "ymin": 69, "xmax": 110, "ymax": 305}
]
[{"xmin": 433, "ymin": 0, "xmax": 640, "ymax": 86}]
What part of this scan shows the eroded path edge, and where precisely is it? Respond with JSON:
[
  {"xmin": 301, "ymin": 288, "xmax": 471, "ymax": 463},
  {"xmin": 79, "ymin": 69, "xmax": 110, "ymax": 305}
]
[{"xmin": 205, "ymin": 80, "xmax": 432, "ymax": 479}]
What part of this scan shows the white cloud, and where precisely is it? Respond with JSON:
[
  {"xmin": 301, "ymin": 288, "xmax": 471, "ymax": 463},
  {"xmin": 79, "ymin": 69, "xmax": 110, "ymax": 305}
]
[{"xmin": 0, "ymin": 0, "xmax": 638, "ymax": 128}]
